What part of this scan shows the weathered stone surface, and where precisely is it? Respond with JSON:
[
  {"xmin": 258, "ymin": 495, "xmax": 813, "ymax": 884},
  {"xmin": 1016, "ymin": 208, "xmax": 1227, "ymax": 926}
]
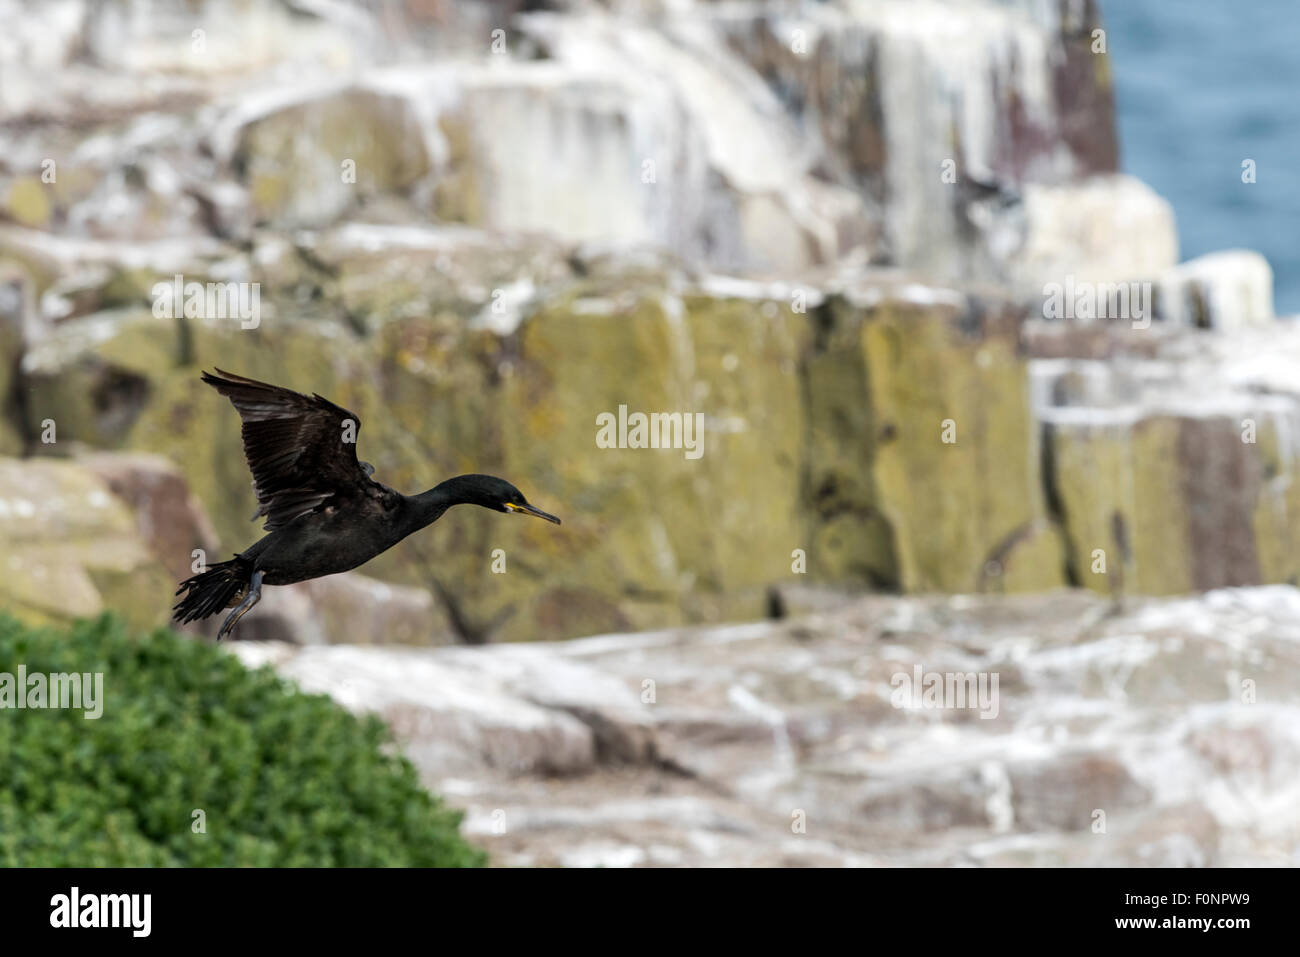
[
  {"xmin": 227, "ymin": 588, "xmax": 1300, "ymax": 866},
  {"xmin": 1008, "ymin": 753, "xmax": 1150, "ymax": 831},
  {"xmin": 230, "ymin": 641, "xmax": 602, "ymax": 776},
  {"xmin": 802, "ymin": 290, "xmax": 897, "ymax": 589},
  {"xmin": 511, "ymin": 16, "xmax": 867, "ymax": 272},
  {"xmin": 0, "ymin": 264, "xmax": 30, "ymax": 454},
  {"xmin": 3, "ymin": 0, "xmax": 1299, "ymax": 872},
  {"xmin": 1019, "ymin": 249, "xmax": 1275, "ymax": 348},
  {"xmin": 718, "ymin": 0, "xmax": 1120, "ymax": 280},
  {"xmin": 10, "ymin": 259, "xmax": 1094, "ymax": 639},
  {"xmin": 76, "ymin": 450, "xmax": 221, "ymax": 584},
  {"xmin": 0, "ymin": 0, "xmax": 1294, "ymax": 637},
  {"xmin": 225, "ymin": 86, "xmax": 433, "ymax": 229},
  {"xmin": 0, "ymin": 0, "xmax": 1197, "ymax": 298},
  {"xmin": 1055, "ymin": 403, "xmax": 1300, "ymax": 596},
  {"xmin": 0, "ymin": 456, "xmax": 174, "ymax": 630},
  {"xmin": 0, "ymin": 226, "xmax": 234, "ymax": 312},
  {"xmin": 1157, "ymin": 250, "xmax": 1275, "ymax": 330},
  {"xmin": 297, "ymin": 222, "xmax": 576, "ymax": 333},
  {"xmin": 1031, "ymin": 322, "xmax": 1300, "ymax": 596},
  {"xmin": 856, "ymin": 291, "xmax": 1065, "ymax": 592},
  {"xmin": 58, "ymin": 459, "xmax": 466, "ymax": 644},
  {"xmin": 1008, "ymin": 175, "xmax": 1179, "ymax": 291},
  {"xmin": 243, "ymin": 572, "xmax": 455, "ymax": 647}
]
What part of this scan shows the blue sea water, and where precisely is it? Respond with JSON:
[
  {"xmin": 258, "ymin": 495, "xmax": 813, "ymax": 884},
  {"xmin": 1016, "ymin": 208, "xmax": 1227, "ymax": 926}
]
[{"xmin": 1098, "ymin": 0, "xmax": 1300, "ymax": 314}]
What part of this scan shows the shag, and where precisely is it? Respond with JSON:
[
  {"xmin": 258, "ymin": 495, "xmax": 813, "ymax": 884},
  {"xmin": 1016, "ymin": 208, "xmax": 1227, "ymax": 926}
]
[{"xmin": 174, "ymin": 369, "xmax": 560, "ymax": 640}]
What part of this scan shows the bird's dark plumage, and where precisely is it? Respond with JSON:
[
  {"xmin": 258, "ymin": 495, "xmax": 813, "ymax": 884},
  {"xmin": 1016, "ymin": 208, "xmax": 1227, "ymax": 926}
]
[
  {"xmin": 199, "ymin": 368, "xmax": 375, "ymax": 531},
  {"xmin": 174, "ymin": 369, "xmax": 560, "ymax": 640}
]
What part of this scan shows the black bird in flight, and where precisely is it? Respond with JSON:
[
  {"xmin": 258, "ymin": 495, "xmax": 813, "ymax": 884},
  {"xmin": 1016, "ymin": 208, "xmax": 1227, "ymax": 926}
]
[{"xmin": 174, "ymin": 369, "xmax": 560, "ymax": 640}]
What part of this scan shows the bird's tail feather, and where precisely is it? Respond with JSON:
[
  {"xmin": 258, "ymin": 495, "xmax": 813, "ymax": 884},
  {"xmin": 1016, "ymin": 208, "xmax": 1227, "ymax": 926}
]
[{"xmin": 173, "ymin": 558, "xmax": 251, "ymax": 624}]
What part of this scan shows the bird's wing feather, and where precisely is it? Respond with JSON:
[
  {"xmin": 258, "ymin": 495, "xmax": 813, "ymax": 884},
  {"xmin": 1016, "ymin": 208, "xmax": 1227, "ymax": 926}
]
[{"xmin": 202, "ymin": 368, "xmax": 375, "ymax": 530}]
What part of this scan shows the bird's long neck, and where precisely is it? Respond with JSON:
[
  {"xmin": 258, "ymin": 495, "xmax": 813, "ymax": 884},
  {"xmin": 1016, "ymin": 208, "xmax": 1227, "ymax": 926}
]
[{"xmin": 403, "ymin": 475, "xmax": 483, "ymax": 535}]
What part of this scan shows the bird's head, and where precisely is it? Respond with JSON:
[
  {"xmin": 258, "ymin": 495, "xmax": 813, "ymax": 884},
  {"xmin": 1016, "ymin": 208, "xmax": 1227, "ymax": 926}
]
[{"xmin": 459, "ymin": 474, "xmax": 561, "ymax": 525}]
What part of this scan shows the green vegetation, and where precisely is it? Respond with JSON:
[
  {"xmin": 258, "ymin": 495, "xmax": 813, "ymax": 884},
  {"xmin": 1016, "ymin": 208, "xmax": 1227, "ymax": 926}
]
[{"xmin": 0, "ymin": 614, "xmax": 486, "ymax": 867}]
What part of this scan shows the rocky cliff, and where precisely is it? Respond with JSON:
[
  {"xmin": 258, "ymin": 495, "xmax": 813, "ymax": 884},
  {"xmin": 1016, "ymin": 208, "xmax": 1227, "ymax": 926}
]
[{"xmin": 0, "ymin": 0, "xmax": 1289, "ymax": 644}]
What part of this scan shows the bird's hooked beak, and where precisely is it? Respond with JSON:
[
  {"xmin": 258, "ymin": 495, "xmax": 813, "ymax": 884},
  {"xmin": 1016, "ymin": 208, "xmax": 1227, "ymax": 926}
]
[{"xmin": 506, "ymin": 502, "xmax": 562, "ymax": 525}]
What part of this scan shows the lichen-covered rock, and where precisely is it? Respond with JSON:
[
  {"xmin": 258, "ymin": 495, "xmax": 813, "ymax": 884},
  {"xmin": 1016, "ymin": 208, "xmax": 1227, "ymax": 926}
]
[
  {"xmin": 297, "ymin": 222, "xmax": 576, "ymax": 333},
  {"xmin": 802, "ymin": 293, "xmax": 898, "ymax": 588},
  {"xmin": 227, "ymin": 86, "xmax": 433, "ymax": 228},
  {"xmin": 15, "ymin": 263, "xmax": 1080, "ymax": 640},
  {"xmin": 858, "ymin": 290, "xmax": 1065, "ymax": 592},
  {"xmin": 20, "ymin": 308, "xmax": 382, "ymax": 545},
  {"xmin": 0, "ymin": 456, "xmax": 174, "ymax": 630},
  {"xmin": 366, "ymin": 275, "xmax": 815, "ymax": 641},
  {"xmin": 0, "ymin": 226, "xmax": 234, "ymax": 320},
  {"xmin": 76, "ymin": 450, "xmax": 222, "ymax": 584},
  {"xmin": 2, "ymin": 0, "xmax": 1294, "ymax": 643},
  {"xmin": 1032, "ymin": 326, "xmax": 1300, "ymax": 596},
  {"xmin": 1, "ymin": 177, "xmax": 52, "ymax": 228},
  {"xmin": 1044, "ymin": 402, "xmax": 1300, "ymax": 596},
  {"xmin": 1027, "ymin": 310, "xmax": 1300, "ymax": 597}
]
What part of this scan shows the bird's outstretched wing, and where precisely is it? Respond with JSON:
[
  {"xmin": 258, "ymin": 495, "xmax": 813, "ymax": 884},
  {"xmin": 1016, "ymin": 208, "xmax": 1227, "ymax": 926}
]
[{"xmin": 201, "ymin": 368, "xmax": 375, "ymax": 531}]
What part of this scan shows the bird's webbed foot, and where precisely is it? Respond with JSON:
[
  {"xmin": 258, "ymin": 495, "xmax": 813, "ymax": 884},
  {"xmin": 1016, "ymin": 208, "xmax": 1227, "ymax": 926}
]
[{"xmin": 217, "ymin": 570, "xmax": 264, "ymax": 641}]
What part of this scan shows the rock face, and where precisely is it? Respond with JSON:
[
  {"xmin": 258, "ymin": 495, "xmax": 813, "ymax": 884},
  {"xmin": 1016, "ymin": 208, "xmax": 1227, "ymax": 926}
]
[
  {"xmin": 0, "ymin": 455, "xmax": 174, "ymax": 630},
  {"xmin": 1031, "ymin": 317, "xmax": 1300, "ymax": 596},
  {"xmin": 230, "ymin": 587, "xmax": 1300, "ymax": 866},
  {"xmin": 853, "ymin": 292, "xmax": 1062, "ymax": 593},
  {"xmin": 77, "ymin": 450, "xmax": 221, "ymax": 584},
  {"xmin": 0, "ymin": 0, "xmax": 1295, "ymax": 874},
  {"xmin": 229, "ymin": 85, "xmax": 434, "ymax": 229},
  {"xmin": 0, "ymin": 0, "xmax": 1292, "ymax": 642},
  {"xmin": 0, "ymin": 0, "xmax": 1123, "ymax": 276},
  {"xmin": 10, "ymin": 260, "xmax": 1076, "ymax": 637},
  {"xmin": 0, "ymin": 263, "xmax": 28, "ymax": 454}
]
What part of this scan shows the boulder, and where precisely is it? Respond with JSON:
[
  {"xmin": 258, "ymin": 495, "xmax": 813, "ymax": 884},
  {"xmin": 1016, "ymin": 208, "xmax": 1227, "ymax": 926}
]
[
  {"xmin": 1157, "ymin": 250, "xmax": 1275, "ymax": 330},
  {"xmin": 76, "ymin": 450, "xmax": 221, "ymax": 584},
  {"xmin": 243, "ymin": 572, "xmax": 455, "ymax": 647},
  {"xmin": 1008, "ymin": 175, "xmax": 1179, "ymax": 292},
  {"xmin": 0, "ymin": 455, "xmax": 174, "ymax": 630},
  {"xmin": 224, "ymin": 85, "xmax": 434, "ymax": 229}
]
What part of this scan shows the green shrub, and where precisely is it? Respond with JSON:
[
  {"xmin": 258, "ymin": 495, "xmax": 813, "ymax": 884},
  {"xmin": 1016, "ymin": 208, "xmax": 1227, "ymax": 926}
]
[{"xmin": 0, "ymin": 613, "xmax": 486, "ymax": 867}]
